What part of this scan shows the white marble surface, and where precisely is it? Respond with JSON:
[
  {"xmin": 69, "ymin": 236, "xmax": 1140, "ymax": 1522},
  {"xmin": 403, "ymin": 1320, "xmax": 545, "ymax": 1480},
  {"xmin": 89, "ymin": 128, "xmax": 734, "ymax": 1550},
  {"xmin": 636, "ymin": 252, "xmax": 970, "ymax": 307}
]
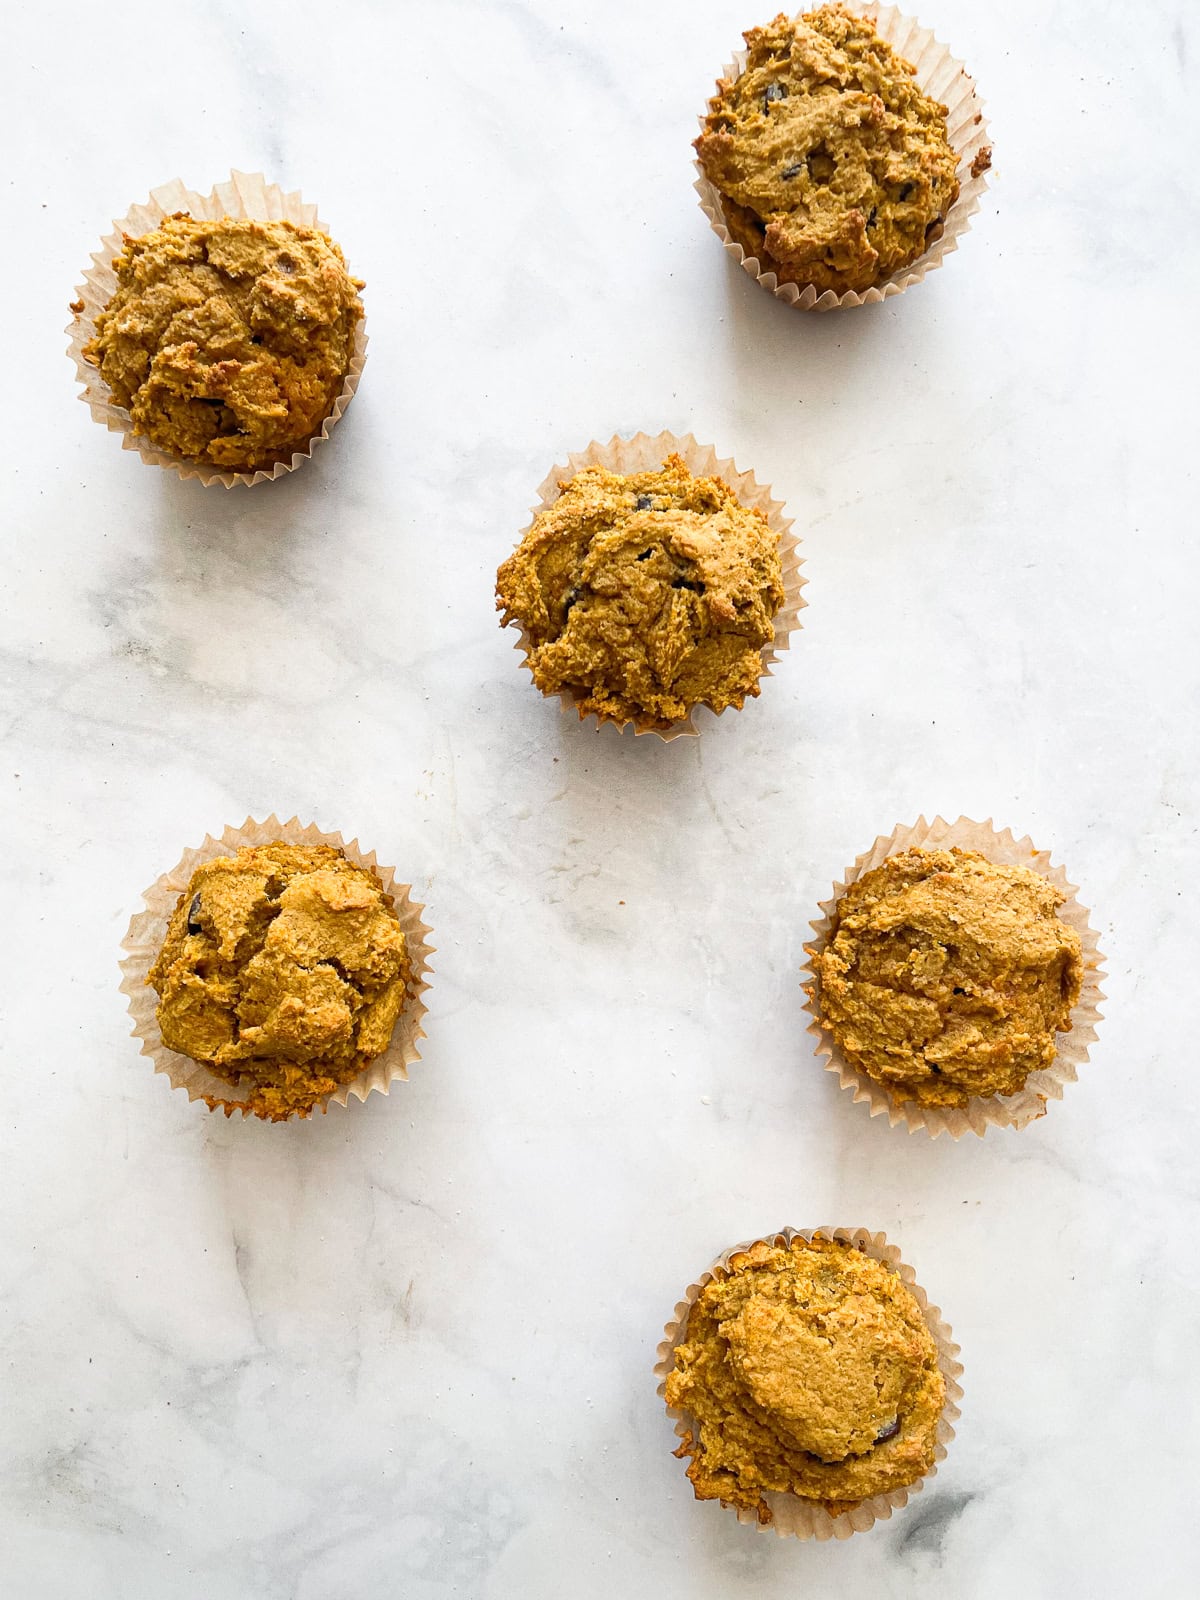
[{"xmin": 2, "ymin": 0, "xmax": 1198, "ymax": 1594}]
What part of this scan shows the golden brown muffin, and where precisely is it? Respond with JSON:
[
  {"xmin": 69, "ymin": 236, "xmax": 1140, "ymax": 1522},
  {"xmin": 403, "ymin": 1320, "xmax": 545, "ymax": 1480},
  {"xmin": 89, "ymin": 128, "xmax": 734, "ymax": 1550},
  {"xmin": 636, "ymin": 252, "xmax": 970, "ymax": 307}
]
[
  {"xmin": 817, "ymin": 847, "xmax": 1083, "ymax": 1108},
  {"xmin": 665, "ymin": 1236, "xmax": 945, "ymax": 1522},
  {"xmin": 696, "ymin": 7, "xmax": 977, "ymax": 294},
  {"xmin": 495, "ymin": 455, "xmax": 785, "ymax": 731},
  {"xmin": 81, "ymin": 214, "xmax": 363, "ymax": 471},
  {"xmin": 147, "ymin": 843, "xmax": 409, "ymax": 1121}
]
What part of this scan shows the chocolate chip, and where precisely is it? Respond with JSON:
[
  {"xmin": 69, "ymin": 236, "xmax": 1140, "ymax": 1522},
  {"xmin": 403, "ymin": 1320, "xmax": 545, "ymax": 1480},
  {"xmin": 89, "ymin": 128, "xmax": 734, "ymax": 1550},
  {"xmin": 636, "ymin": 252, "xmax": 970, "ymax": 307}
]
[
  {"xmin": 186, "ymin": 893, "xmax": 203, "ymax": 934},
  {"xmin": 781, "ymin": 161, "xmax": 803, "ymax": 180},
  {"xmin": 634, "ymin": 494, "xmax": 653, "ymax": 511},
  {"xmin": 763, "ymin": 81, "xmax": 787, "ymax": 111},
  {"xmin": 867, "ymin": 207, "xmax": 878, "ymax": 228},
  {"xmin": 952, "ymin": 986, "xmax": 966, "ymax": 995},
  {"xmin": 899, "ymin": 183, "xmax": 914, "ymax": 202},
  {"xmin": 636, "ymin": 548, "xmax": 654, "ymax": 561},
  {"xmin": 250, "ymin": 335, "xmax": 263, "ymax": 346},
  {"xmin": 672, "ymin": 578, "xmax": 705, "ymax": 594},
  {"xmin": 563, "ymin": 587, "xmax": 580, "ymax": 617},
  {"xmin": 276, "ymin": 253, "xmax": 298, "ymax": 276},
  {"xmin": 875, "ymin": 1418, "xmax": 901, "ymax": 1444}
]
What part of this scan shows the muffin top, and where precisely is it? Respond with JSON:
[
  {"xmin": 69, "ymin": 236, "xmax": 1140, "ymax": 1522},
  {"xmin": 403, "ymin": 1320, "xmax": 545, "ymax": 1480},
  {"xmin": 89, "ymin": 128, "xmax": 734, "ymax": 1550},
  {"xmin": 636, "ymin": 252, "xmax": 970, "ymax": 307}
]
[
  {"xmin": 695, "ymin": 6, "xmax": 970, "ymax": 294},
  {"xmin": 817, "ymin": 847, "xmax": 1083, "ymax": 1108},
  {"xmin": 81, "ymin": 214, "xmax": 363, "ymax": 471},
  {"xmin": 148, "ymin": 843, "xmax": 409, "ymax": 1121},
  {"xmin": 665, "ymin": 1236, "xmax": 945, "ymax": 1520},
  {"xmin": 495, "ymin": 455, "xmax": 785, "ymax": 731}
]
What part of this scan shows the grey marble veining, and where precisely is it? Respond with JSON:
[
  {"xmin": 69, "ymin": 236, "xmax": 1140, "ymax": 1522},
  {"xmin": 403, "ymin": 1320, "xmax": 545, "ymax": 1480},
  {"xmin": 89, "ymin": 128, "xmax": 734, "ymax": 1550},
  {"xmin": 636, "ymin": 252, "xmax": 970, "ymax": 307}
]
[{"xmin": 2, "ymin": 0, "xmax": 1199, "ymax": 1595}]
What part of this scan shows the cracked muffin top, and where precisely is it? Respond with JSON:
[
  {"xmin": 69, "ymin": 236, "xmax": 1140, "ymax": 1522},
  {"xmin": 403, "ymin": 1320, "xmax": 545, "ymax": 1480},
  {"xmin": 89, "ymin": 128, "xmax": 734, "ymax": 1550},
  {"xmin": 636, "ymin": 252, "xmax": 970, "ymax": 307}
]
[
  {"xmin": 816, "ymin": 847, "xmax": 1083, "ymax": 1108},
  {"xmin": 495, "ymin": 455, "xmax": 785, "ymax": 731},
  {"xmin": 148, "ymin": 843, "xmax": 409, "ymax": 1121},
  {"xmin": 695, "ymin": 6, "xmax": 973, "ymax": 294},
  {"xmin": 81, "ymin": 214, "xmax": 363, "ymax": 471},
  {"xmin": 665, "ymin": 1236, "xmax": 945, "ymax": 1521}
]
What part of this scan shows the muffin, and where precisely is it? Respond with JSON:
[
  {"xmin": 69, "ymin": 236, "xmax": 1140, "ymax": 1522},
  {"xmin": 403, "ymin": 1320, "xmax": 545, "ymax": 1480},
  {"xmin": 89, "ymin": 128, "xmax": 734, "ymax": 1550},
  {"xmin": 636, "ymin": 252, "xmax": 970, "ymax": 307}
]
[
  {"xmin": 695, "ymin": 6, "xmax": 979, "ymax": 295},
  {"xmin": 146, "ymin": 842, "xmax": 410, "ymax": 1121},
  {"xmin": 664, "ymin": 1234, "xmax": 948, "ymax": 1524},
  {"xmin": 496, "ymin": 454, "xmax": 786, "ymax": 731},
  {"xmin": 79, "ymin": 213, "xmax": 363, "ymax": 471},
  {"xmin": 816, "ymin": 847, "xmax": 1083, "ymax": 1110}
]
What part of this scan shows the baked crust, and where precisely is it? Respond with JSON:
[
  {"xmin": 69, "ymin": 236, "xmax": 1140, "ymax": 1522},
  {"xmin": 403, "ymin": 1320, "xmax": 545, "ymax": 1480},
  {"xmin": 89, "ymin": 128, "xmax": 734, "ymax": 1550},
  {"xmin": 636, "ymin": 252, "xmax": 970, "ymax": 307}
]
[
  {"xmin": 695, "ymin": 6, "xmax": 971, "ymax": 293},
  {"xmin": 82, "ymin": 214, "xmax": 363, "ymax": 471},
  {"xmin": 817, "ymin": 847, "xmax": 1083, "ymax": 1107},
  {"xmin": 496, "ymin": 455, "xmax": 784, "ymax": 730},
  {"xmin": 148, "ymin": 843, "xmax": 409, "ymax": 1120},
  {"xmin": 665, "ymin": 1237, "xmax": 945, "ymax": 1520}
]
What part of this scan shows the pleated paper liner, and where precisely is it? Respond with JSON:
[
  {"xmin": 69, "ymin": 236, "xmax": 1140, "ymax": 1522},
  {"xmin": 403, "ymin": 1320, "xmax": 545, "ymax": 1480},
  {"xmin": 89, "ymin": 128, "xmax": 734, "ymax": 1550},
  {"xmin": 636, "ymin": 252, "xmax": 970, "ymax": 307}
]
[
  {"xmin": 695, "ymin": 3, "xmax": 992, "ymax": 310},
  {"xmin": 654, "ymin": 1226, "xmax": 963, "ymax": 1540},
  {"xmin": 119, "ymin": 816, "xmax": 433, "ymax": 1119},
  {"xmin": 504, "ymin": 430, "xmax": 806, "ymax": 741},
  {"xmin": 68, "ymin": 170, "xmax": 367, "ymax": 486},
  {"xmin": 802, "ymin": 816, "xmax": 1106, "ymax": 1137}
]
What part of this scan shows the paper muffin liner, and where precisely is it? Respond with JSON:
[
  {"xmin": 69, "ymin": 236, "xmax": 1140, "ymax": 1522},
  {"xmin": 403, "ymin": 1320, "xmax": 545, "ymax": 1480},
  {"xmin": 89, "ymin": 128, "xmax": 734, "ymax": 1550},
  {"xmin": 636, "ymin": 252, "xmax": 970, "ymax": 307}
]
[
  {"xmin": 802, "ymin": 816, "xmax": 1106, "ymax": 1137},
  {"xmin": 119, "ymin": 816, "xmax": 433, "ymax": 1119},
  {"xmin": 502, "ymin": 430, "xmax": 806, "ymax": 741},
  {"xmin": 654, "ymin": 1226, "xmax": 963, "ymax": 1540},
  {"xmin": 695, "ymin": 3, "xmax": 992, "ymax": 310},
  {"xmin": 68, "ymin": 170, "xmax": 368, "ymax": 487}
]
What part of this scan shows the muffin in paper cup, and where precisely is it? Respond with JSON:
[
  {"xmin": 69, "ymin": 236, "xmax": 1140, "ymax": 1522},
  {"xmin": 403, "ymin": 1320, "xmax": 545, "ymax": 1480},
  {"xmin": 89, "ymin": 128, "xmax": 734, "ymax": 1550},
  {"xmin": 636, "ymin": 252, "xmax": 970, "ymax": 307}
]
[
  {"xmin": 694, "ymin": 3, "xmax": 992, "ymax": 310},
  {"xmin": 68, "ymin": 170, "xmax": 367, "ymax": 486},
  {"xmin": 802, "ymin": 816, "xmax": 1106, "ymax": 1137},
  {"xmin": 500, "ymin": 430, "xmax": 806, "ymax": 742},
  {"xmin": 119, "ymin": 816, "xmax": 433, "ymax": 1119},
  {"xmin": 654, "ymin": 1226, "xmax": 963, "ymax": 1540}
]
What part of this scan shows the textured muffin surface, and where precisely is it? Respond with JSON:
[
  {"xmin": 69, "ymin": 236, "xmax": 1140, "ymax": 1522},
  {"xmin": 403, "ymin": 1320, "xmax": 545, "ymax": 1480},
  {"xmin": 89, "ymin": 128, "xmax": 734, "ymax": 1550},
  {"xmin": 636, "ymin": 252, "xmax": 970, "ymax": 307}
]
[
  {"xmin": 82, "ymin": 214, "xmax": 363, "ymax": 470},
  {"xmin": 148, "ymin": 844, "xmax": 409, "ymax": 1120},
  {"xmin": 817, "ymin": 847, "xmax": 1083, "ymax": 1108},
  {"xmin": 696, "ymin": 6, "xmax": 968, "ymax": 293},
  {"xmin": 495, "ymin": 455, "xmax": 785, "ymax": 730},
  {"xmin": 665, "ymin": 1237, "xmax": 945, "ymax": 1521}
]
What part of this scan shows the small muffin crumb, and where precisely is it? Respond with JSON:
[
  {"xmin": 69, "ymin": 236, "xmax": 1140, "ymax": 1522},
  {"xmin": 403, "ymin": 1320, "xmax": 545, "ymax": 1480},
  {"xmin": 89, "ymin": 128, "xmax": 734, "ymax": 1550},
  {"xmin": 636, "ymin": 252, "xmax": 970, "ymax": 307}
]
[
  {"xmin": 665, "ymin": 1236, "xmax": 945, "ymax": 1522},
  {"xmin": 148, "ymin": 843, "xmax": 409, "ymax": 1121},
  {"xmin": 496, "ymin": 455, "xmax": 785, "ymax": 730},
  {"xmin": 82, "ymin": 214, "xmax": 363, "ymax": 471},
  {"xmin": 817, "ymin": 847, "xmax": 1083, "ymax": 1108},
  {"xmin": 696, "ymin": 6, "xmax": 974, "ymax": 293}
]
